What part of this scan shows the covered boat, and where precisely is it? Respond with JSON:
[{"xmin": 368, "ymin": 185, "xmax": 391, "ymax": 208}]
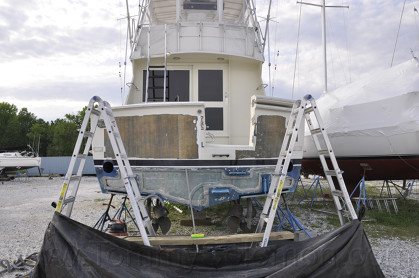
[{"xmin": 303, "ymin": 57, "xmax": 419, "ymax": 189}]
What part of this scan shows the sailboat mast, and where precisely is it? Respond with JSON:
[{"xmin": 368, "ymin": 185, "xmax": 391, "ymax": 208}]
[
  {"xmin": 321, "ymin": 0, "xmax": 328, "ymax": 94},
  {"xmin": 298, "ymin": 1, "xmax": 348, "ymax": 94}
]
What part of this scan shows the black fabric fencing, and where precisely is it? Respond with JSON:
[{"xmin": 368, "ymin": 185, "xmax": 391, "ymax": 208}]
[{"xmin": 32, "ymin": 212, "xmax": 383, "ymax": 278}]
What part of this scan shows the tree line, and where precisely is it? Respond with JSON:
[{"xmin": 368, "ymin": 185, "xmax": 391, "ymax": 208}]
[{"xmin": 0, "ymin": 102, "xmax": 86, "ymax": 157}]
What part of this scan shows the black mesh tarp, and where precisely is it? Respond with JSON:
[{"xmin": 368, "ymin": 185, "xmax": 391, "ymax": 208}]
[{"xmin": 32, "ymin": 212, "xmax": 383, "ymax": 278}]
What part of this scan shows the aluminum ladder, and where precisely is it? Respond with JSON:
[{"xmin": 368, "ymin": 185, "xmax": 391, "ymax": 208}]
[
  {"xmin": 55, "ymin": 96, "xmax": 155, "ymax": 246},
  {"xmin": 256, "ymin": 94, "xmax": 357, "ymax": 247}
]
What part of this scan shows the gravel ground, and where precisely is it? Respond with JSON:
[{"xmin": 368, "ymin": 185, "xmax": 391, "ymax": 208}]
[{"xmin": 0, "ymin": 176, "xmax": 418, "ymax": 277}]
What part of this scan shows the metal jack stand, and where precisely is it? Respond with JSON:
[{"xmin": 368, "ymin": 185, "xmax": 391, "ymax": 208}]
[
  {"xmin": 349, "ymin": 177, "xmax": 371, "ymax": 212},
  {"xmin": 93, "ymin": 194, "xmax": 115, "ymax": 232},
  {"xmin": 298, "ymin": 176, "xmax": 326, "ymax": 208},
  {"xmin": 112, "ymin": 196, "xmax": 140, "ymax": 231},
  {"xmin": 252, "ymin": 197, "xmax": 311, "ymax": 239}
]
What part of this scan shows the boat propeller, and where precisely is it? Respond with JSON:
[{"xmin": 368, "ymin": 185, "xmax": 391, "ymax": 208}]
[{"xmin": 151, "ymin": 202, "xmax": 171, "ymax": 235}]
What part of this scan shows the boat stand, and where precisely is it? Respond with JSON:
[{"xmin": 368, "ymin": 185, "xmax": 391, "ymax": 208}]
[
  {"xmin": 349, "ymin": 177, "xmax": 371, "ymax": 212},
  {"xmin": 381, "ymin": 180, "xmax": 415, "ymax": 200},
  {"xmin": 297, "ymin": 176, "xmax": 326, "ymax": 208},
  {"xmin": 251, "ymin": 197, "xmax": 311, "ymax": 238},
  {"xmin": 93, "ymin": 194, "xmax": 115, "ymax": 232}
]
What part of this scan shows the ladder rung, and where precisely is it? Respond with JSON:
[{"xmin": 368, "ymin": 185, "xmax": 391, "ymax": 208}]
[
  {"xmin": 84, "ymin": 131, "xmax": 94, "ymax": 138},
  {"xmin": 113, "ymin": 131, "xmax": 121, "ymax": 138},
  {"xmin": 120, "ymin": 153, "xmax": 128, "ymax": 159},
  {"xmin": 63, "ymin": 196, "xmax": 75, "ymax": 205},
  {"xmin": 331, "ymin": 190, "xmax": 343, "ymax": 197},
  {"xmin": 70, "ymin": 175, "xmax": 81, "ymax": 181},
  {"xmin": 91, "ymin": 109, "xmax": 101, "ymax": 116},
  {"xmin": 318, "ymin": 149, "xmax": 330, "ymax": 156},
  {"xmin": 324, "ymin": 170, "xmax": 336, "ymax": 176},
  {"xmin": 77, "ymin": 154, "xmax": 87, "ymax": 159},
  {"xmin": 304, "ymin": 106, "xmax": 314, "ymax": 113},
  {"xmin": 311, "ymin": 128, "xmax": 323, "ymax": 135}
]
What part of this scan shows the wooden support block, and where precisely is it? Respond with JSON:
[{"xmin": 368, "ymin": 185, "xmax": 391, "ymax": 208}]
[{"xmin": 121, "ymin": 231, "xmax": 294, "ymax": 246}]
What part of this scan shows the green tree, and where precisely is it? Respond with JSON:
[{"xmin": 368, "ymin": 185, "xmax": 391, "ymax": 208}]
[
  {"xmin": 47, "ymin": 119, "xmax": 79, "ymax": 156},
  {"xmin": 0, "ymin": 102, "xmax": 18, "ymax": 149},
  {"xmin": 15, "ymin": 108, "xmax": 37, "ymax": 147},
  {"xmin": 28, "ymin": 119, "xmax": 51, "ymax": 156}
]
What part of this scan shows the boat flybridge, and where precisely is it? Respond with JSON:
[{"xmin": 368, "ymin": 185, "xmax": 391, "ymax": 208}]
[{"xmin": 91, "ymin": 0, "xmax": 303, "ymax": 210}]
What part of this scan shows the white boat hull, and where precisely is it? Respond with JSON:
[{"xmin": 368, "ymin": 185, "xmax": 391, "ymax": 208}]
[{"xmin": 303, "ymin": 59, "xmax": 419, "ymax": 189}]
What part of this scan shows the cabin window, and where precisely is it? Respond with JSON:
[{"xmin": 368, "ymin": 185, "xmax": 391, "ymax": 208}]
[
  {"xmin": 205, "ymin": 108, "xmax": 223, "ymax": 130},
  {"xmin": 198, "ymin": 69, "xmax": 224, "ymax": 131},
  {"xmin": 198, "ymin": 70, "xmax": 223, "ymax": 101},
  {"xmin": 143, "ymin": 70, "xmax": 190, "ymax": 102},
  {"xmin": 183, "ymin": 0, "xmax": 217, "ymax": 10}
]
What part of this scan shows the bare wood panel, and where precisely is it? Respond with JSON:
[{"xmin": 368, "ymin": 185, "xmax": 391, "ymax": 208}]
[
  {"xmin": 104, "ymin": 114, "xmax": 198, "ymax": 159},
  {"xmin": 121, "ymin": 231, "xmax": 294, "ymax": 245},
  {"xmin": 177, "ymin": 115, "xmax": 198, "ymax": 159},
  {"xmin": 236, "ymin": 115, "xmax": 286, "ymax": 158}
]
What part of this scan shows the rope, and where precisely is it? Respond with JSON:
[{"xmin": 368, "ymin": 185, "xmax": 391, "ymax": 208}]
[
  {"xmin": 391, "ymin": 0, "xmax": 407, "ymax": 67},
  {"xmin": 0, "ymin": 253, "xmax": 38, "ymax": 277}
]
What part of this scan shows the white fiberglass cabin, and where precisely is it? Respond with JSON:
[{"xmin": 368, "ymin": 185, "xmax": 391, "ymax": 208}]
[{"xmin": 92, "ymin": 0, "xmax": 302, "ymax": 209}]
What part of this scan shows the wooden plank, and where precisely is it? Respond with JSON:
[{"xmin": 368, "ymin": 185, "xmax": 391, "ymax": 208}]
[{"xmin": 120, "ymin": 231, "xmax": 294, "ymax": 246}]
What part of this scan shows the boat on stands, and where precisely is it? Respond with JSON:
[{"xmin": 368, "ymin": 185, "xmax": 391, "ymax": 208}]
[
  {"xmin": 91, "ymin": 0, "xmax": 303, "ymax": 210},
  {"xmin": 33, "ymin": 2, "xmax": 384, "ymax": 277},
  {"xmin": 303, "ymin": 56, "xmax": 419, "ymax": 191},
  {"xmin": 0, "ymin": 149, "xmax": 41, "ymax": 180}
]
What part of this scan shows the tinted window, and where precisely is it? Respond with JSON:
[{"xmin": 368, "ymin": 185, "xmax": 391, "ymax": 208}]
[
  {"xmin": 143, "ymin": 70, "xmax": 189, "ymax": 102},
  {"xmin": 205, "ymin": 108, "xmax": 223, "ymax": 130},
  {"xmin": 198, "ymin": 70, "xmax": 223, "ymax": 101}
]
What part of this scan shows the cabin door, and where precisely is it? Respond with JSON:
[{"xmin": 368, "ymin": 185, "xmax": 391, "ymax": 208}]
[{"xmin": 195, "ymin": 65, "xmax": 228, "ymax": 142}]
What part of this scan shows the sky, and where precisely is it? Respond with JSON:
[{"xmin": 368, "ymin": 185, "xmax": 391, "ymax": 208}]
[{"xmin": 0, "ymin": 0, "xmax": 418, "ymax": 121}]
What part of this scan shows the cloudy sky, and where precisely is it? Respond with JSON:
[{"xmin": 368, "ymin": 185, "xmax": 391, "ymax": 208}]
[{"xmin": 1, "ymin": 0, "xmax": 418, "ymax": 121}]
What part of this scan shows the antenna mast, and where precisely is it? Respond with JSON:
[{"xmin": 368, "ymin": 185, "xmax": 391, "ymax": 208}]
[{"xmin": 297, "ymin": 1, "xmax": 348, "ymax": 94}]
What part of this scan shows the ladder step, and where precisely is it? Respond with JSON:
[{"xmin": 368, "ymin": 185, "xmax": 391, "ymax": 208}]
[
  {"xmin": 63, "ymin": 196, "xmax": 75, "ymax": 205},
  {"xmin": 77, "ymin": 154, "xmax": 87, "ymax": 159},
  {"xmin": 70, "ymin": 175, "xmax": 81, "ymax": 182},
  {"xmin": 304, "ymin": 106, "xmax": 315, "ymax": 113},
  {"xmin": 84, "ymin": 131, "xmax": 94, "ymax": 138},
  {"xmin": 331, "ymin": 190, "xmax": 343, "ymax": 197},
  {"xmin": 311, "ymin": 128, "xmax": 323, "ymax": 135},
  {"xmin": 318, "ymin": 149, "xmax": 331, "ymax": 156},
  {"xmin": 91, "ymin": 109, "xmax": 101, "ymax": 116},
  {"xmin": 324, "ymin": 170, "xmax": 336, "ymax": 176}
]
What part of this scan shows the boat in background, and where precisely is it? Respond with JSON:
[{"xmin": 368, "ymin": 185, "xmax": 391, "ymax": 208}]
[
  {"xmin": 303, "ymin": 56, "xmax": 419, "ymax": 191},
  {"xmin": 91, "ymin": 0, "xmax": 302, "ymax": 210},
  {"xmin": 0, "ymin": 148, "xmax": 41, "ymax": 180}
]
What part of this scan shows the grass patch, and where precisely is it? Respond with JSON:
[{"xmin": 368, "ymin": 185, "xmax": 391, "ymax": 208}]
[{"xmin": 362, "ymin": 198, "xmax": 419, "ymax": 239}]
